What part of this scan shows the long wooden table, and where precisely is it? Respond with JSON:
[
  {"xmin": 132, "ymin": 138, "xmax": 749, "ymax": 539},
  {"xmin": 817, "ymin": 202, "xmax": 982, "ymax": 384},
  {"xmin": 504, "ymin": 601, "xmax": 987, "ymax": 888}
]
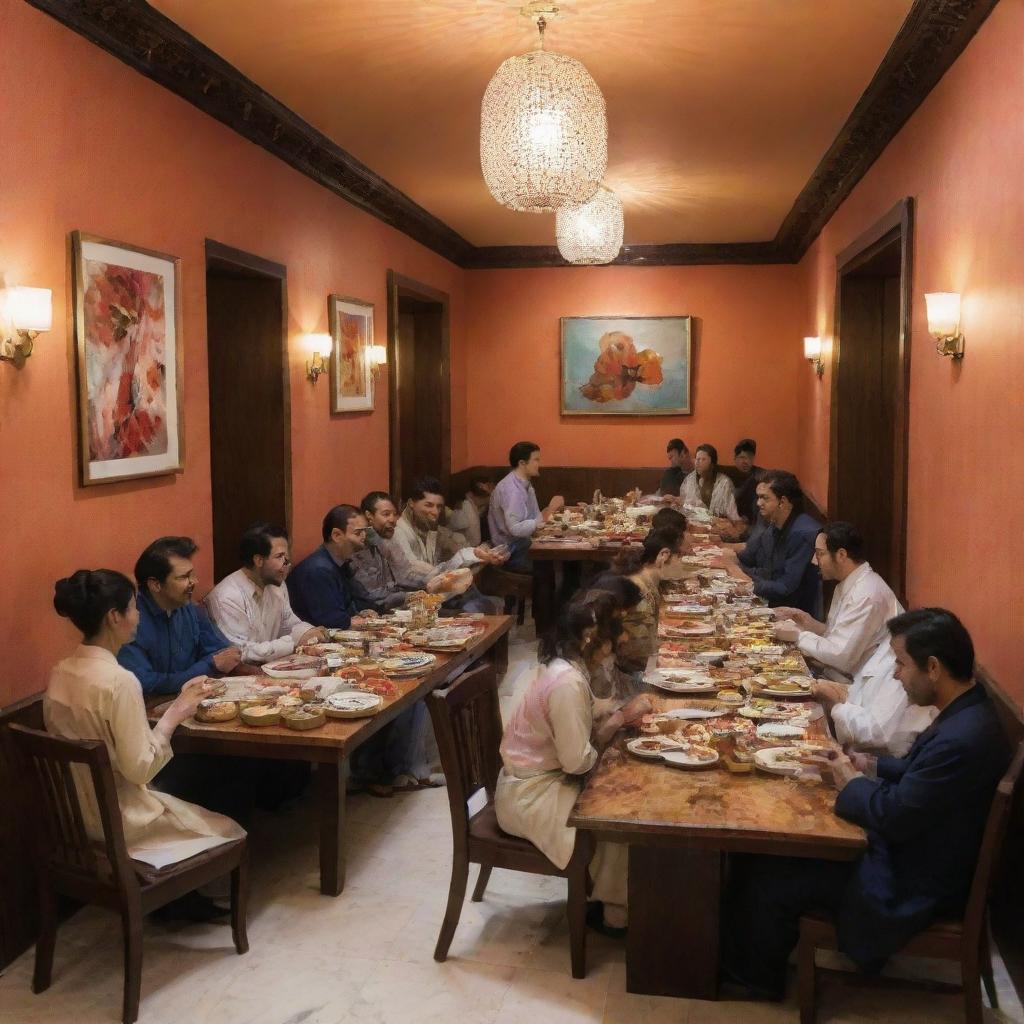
[
  {"xmin": 148, "ymin": 615, "xmax": 511, "ymax": 896},
  {"xmin": 569, "ymin": 700, "xmax": 866, "ymax": 1000}
]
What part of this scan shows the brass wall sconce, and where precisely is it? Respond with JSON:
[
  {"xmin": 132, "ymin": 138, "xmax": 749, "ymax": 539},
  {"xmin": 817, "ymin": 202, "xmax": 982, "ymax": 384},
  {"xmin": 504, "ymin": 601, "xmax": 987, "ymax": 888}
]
[
  {"xmin": 0, "ymin": 286, "xmax": 52, "ymax": 368},
  {"xmin": 303, "ymin": 332, "xmax": 330, "ymax": 384},
  {"xmin": 925, "ymin": 292, "xmax": 964, "ymax": 359},
  {"xmin": 367, "ymin": 344, "xmax": 387, "ymax": 381},
  {"xmin": 803, "ymin": 336, "xmax": 824, "ymax": 377}
]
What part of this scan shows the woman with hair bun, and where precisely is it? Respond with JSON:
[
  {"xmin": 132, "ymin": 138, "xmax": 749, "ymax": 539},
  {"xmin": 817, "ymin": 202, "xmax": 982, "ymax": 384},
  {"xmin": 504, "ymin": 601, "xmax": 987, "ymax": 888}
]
[{"xmin": 47, "ymin": 569, "xmax": 245, "ymax": 906}]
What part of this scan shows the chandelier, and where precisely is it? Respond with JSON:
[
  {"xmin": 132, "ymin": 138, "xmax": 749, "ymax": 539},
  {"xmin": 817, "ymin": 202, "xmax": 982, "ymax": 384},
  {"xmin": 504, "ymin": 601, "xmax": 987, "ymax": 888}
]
[
  {"xmin": 480, "ymin": 11, "xmax": 607, "ymax": 213},
  {"xmin": 556, "ymin": 186, "xmax": 623, "ymax": 264}
]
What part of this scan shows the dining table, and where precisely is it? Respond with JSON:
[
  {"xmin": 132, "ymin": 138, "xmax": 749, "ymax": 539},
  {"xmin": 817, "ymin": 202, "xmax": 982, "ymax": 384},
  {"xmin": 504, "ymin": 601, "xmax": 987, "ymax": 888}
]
[{"xmin": 147, "ymin": 614, "xmax": 512, "ymax": 896}]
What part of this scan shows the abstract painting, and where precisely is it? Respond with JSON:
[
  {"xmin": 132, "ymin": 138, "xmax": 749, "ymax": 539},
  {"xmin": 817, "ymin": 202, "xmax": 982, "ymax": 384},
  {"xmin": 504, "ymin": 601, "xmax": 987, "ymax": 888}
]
[
  {"xmin": 72, "ymin": 232, "xmax": 184, "ymax": 485},
  {"xmin": 560, "ymin": 315, "xmax": 692, "ymax": 415},
  {"xmin": 329, "ymin": 294, "xmax": 374, "ymax": 413}
]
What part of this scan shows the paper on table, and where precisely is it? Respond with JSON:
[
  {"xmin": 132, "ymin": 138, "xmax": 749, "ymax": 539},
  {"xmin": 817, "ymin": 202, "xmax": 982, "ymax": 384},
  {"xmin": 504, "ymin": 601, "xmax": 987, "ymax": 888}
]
[{"xmin": 130, "ymin": 834, "xmax": 235, "ymax": 871}]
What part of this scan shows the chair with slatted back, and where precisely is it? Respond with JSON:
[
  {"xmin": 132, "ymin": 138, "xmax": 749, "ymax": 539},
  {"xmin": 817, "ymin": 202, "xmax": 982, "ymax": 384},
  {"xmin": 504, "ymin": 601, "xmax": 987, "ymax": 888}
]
[
  {"xmin": 427, "ymin": 660, "xmax": 590, "ymax": 977},
  {"xmin": 798, "ymin": 738, "xmax": 1024, "ymax": 1024},
  {"xmin": 8, "ymin": 723, "xmax": 249, "ymax": 1024}
]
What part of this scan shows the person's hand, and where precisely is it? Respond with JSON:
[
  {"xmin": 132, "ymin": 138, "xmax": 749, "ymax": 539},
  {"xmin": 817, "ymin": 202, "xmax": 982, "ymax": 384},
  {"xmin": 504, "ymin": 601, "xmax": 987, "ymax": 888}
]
[
  {"xmin": 473, "ymin": 545, "xmax": 504, "ymax": 565},
  {"xmin": 426, "ymin": 575, "xmax": 448, "ymax": 594},
  {"xmin": 548, "ymin": 495, "xmax": 566, "ymax": 514},
  {"xmin": 773, "ymin": 620, "xmax": 801, "ymax": 643},
  {"xmin": 847, "ymin": 750, "xmax": 877, "ymax": 776},
  {"xmin": 297, "ymin": 627, "xmax": 326, "ymax": 647},
  {"xmin": 619, "ymin": 694, "xmax": 654, "ymax": 726},
  {"xmin": 801, "ymin": 747, "xmax": 861, "ymax": 790},
  {"xmin": 211, "ymin": 646, "xmax": 241, "ymax": 674},
  {"xmin": 812, "ymin": 680, "xmax": 849, "ymax": 705},
  {"xmin": 775, "ymin": 607, "xmax": 813, "ymax": 630},
  {"xmin": 170, "ymin": 676, "xmax": 219, "ymax": 719}
]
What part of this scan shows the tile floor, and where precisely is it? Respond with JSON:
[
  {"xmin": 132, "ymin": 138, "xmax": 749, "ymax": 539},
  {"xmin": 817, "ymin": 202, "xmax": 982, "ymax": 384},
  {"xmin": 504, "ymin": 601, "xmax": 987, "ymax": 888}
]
[{"xmin": 1, "ymin": 627, "xmax": 1021, "ymax": 1024}]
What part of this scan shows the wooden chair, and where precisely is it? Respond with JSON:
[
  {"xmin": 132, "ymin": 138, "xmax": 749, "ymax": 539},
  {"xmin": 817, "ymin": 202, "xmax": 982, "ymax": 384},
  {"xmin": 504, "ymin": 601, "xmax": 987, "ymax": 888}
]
[
  {"xmin": 8, "ymin": 723, "xmax": 249, "ymax": 1024},
  {"xmin": 427, "ymin": 661, "xmax": 590, "ymax": 977},
  {"xmin": 797, "ymin": 739, "xmax": 1024, "ymax": 1024},
  {"xmin": 479, "ymin": 565, "xmax": 533, "ymax": 625}
]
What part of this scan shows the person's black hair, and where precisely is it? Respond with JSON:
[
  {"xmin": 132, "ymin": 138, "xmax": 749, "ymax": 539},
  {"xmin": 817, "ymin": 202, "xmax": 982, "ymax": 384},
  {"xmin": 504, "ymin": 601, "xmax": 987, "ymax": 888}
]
[
  {"xmin": 54, "ymin": 569, "xmax": 136, "ymax": 638},
  {"xmin": 585, "ymin": 572, "xmax": 644, "ymax": 610},
  {"xmin": 887, "ymin": 607, "xmax": 975, "ymax": 682},
  {"xmin": 322, "ymin": 504, "xmax": 363, "ymax": 542},
  {"xmin": 468, "ymin": 473, "xmax": 493, "ymax": 497},
  {"xmin": 134, "ymin": 536, "xmax": 198, "ymax": 593},
  {"xmin": 734, "ymin": 438, "xmax": 757, "ymax": 458},
  {"xmin": 666, "ymin": 438, "xmax": 689, "ymax": 455},
  {"xmin": 614, "ymin": 528, "xmax": 684, "ymax": 575},
  {"xmin": 508, "ymin": 441, "xmax": 540, "ymax": 468},
  {"xmin": 761, "ymin": 470, "xmax": 804, "ymax": 511},
  {"xmin": 239, "ymin": 521, "xmax": 289, "ymax": 567},
  {"xmin": 695, "ymin": 443, "xmax": 719, "ymax": 473},
  {"xmin": 407, "ymin": 476, "xmax": 445, "ymax": 503},
  {"xmin": 651, "ymin": 506, "xmax": 687, "ymax": 537},
  {"xmin": 361, "ymin": 491, "xmax": 395, "ymax": 516},
  {"xmin": 539, "ymin": 593, "xmax": 615, "ymax": 665},
  {"xmin": 820, "ymin": 521, "xmax": 866, "ymax": 562}
]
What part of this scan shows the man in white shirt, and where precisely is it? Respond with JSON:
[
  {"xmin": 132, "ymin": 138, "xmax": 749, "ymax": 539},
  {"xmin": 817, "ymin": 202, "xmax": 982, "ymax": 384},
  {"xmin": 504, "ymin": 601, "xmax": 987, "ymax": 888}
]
[{"xmin": 206, "ymin": 522, "xmax": 325, "ymax": 664}]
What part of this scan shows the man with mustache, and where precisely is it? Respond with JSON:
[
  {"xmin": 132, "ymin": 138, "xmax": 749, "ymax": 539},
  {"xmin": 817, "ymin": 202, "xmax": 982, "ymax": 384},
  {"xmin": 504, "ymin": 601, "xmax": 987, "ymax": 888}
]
[{"xmin": 118, "ymin": 536, "xmax": 244, "ymax": 695}]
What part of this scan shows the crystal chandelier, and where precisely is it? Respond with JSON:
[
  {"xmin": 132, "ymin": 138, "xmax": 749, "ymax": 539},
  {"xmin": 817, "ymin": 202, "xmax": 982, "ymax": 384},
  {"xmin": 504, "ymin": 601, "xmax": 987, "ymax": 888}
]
[
  {"xmin": 556, "ymin": 186, "xmax": 623, "ymax": 264},
  {"xmin": 480, "ymin": 10, "xmax": 607, "ymax": 213}
]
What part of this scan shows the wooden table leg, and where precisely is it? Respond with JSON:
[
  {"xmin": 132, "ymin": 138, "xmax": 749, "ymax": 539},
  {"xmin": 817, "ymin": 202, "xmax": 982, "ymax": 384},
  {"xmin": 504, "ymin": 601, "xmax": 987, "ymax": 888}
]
[
  {"xmin": 626, "ymin": 845, "xmax": 721, "ymax": 999},
  {"xmin": 318, "ymin": 759, "xmax": 349, "ymax": 896},
  {"xmin": 532, "ymin": 561, "xmax": 556, "ymax": 633}
]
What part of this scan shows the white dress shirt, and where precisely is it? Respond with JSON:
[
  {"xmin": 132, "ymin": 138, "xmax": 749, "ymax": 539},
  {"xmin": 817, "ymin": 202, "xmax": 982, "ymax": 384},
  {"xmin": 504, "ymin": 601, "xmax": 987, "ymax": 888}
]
[
  {"xmin": 205, "ymin": 568, "xmax": 313, "ymax": 664},
  {"xmin": 831, "ymin": 642, "xmax": 938, "ymax": 756},
  {"xmin": 797, "ymin": 561, "xmax": 901, "ymax": 682}
]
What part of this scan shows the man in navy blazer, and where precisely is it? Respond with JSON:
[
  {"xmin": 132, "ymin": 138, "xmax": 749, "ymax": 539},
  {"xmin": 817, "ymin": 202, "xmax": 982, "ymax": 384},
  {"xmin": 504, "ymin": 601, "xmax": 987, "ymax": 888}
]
[
  {"xmin": 735, "ymin": 470, "xmax": 822, "ymax": 617},
  {"xmin": 724, "ymin": 608, "xmax": 1009, "ymax": 998}
]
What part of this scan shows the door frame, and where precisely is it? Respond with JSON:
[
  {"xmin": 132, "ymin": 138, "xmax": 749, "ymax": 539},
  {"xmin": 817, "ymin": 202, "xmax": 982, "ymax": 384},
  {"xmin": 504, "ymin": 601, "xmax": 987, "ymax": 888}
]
[
  {"xmin": 204, "ymin": 239, "xmax": 293, "ymax": 538},
  {"xmin": 385, "ymin": 270, "xmax": 451, "ymax": 503},
  {"xmin": 828, "ymin": 198, "xmax": 913, "ymax": 602}
]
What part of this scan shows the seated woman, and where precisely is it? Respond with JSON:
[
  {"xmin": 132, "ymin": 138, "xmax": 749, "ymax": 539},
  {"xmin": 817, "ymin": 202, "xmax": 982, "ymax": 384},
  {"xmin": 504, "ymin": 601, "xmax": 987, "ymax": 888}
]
[
  {"xmin": 495, "ymin": 594, "xmax": 651, "ymax": 935},
  {"xmin": 680, "ymin": 443, "xmax": 739, "ymax": 520},
  {"xmin": 47, "ymin": 570, "xmax": 245, "ymax": 916},
  {"xmin": 581, "ymin": 573, "xmax": 645, "ymax": 700}
]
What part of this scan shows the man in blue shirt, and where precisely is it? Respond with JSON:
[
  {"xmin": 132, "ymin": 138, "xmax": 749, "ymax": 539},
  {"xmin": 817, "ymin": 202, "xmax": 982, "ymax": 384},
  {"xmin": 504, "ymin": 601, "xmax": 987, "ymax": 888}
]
[
  {"xmin": 118, "ymin": 536, "xmax": 242, "ymax": 696},
  {"xmin": 287, "ymin": 504, "xmax": 370, "ymax": 628}
]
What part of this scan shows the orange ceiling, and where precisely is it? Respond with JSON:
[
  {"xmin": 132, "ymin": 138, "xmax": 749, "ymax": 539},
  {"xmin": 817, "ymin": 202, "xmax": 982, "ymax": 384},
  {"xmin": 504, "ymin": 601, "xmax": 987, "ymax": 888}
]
[{"xmin": 150, "ymin": 0, "xmax": 913, "ymax": 247}]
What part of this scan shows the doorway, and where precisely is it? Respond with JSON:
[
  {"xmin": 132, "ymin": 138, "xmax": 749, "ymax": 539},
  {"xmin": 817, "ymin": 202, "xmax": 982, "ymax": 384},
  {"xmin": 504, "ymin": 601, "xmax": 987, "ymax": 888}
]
[
  {"xmin": 829, "ymin": 199, "xmax": 912, "ymax": 602},
  {"xmin": 205, "ymin": 240, "xmax": 291, "ymax": 583},
  {"xmin": 386, "ymin": 271, "xmax": 451, "ymax": 504}
]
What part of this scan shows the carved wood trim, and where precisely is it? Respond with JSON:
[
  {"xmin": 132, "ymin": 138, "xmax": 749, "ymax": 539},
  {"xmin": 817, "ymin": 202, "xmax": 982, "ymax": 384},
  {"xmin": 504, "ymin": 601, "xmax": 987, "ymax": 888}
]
[{"xmin": 26, "ymin": 0, "xmax": 998, "ymax": 268}]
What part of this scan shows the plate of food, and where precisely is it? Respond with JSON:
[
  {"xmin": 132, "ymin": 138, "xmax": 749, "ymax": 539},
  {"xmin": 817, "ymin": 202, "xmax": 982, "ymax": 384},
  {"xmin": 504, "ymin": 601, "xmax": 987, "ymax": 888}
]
[
  {"xmin": 324, "ymin": 691, "xmax": 384, "ymax": 719},
  {"xmin": 263, "ymin": 654, "xmax": 322, "ymax": 679},
  {"xmin": 695, "ymin": 649, "xmax": 730, "ymax": 664},
  {"xmin": 645, "ymin": 671, "xmax": 717, "ymax": 694},
  {"xmin": 662, "ymin": 623, "xmax": 717, "ymax": 638},
  {"xmin": 327, "ymin": 629, "xmax": 368, "ymax": 643},
  {"xmin": 379, "ymin": 653, "xmax": 437, "ymax": 676},
  {"xmin": 626, "ymin": 735, "xmax": 684, "ymax": 759},
  {"xmin": 757, "ymin": 677, "xmax": 813, "ymax": 699},
  {"xmin": 716, "ymin": 689, "xmax": 745, "ymax": 705},
  {"xmin": 753, "ymin": 746, "xmax": 812, "ymax": 777},
  {"xmin": 666, "ymin": 603, "xmax": 712, "ymax": 616},
  {"xmin": 662, "ymin": 745, "xmax": 720, "ymax": 769},
  {"xmin": 739, "ymin": 700, "xmax": 805, "ymax": 721},
  {"xmin": 756, "ymin": 722, "xmax": 806, "ymax": 740}
]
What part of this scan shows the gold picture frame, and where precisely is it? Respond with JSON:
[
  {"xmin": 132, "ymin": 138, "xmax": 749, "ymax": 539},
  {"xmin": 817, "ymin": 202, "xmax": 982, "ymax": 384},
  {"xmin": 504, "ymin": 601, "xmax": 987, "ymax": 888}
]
[{"xmin": 328, "ymin": 293, "xmax": 374, "ymax": 413}]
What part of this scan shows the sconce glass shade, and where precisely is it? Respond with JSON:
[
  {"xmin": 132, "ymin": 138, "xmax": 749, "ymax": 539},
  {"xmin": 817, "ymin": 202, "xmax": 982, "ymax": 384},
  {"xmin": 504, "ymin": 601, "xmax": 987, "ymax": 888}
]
[
  {"xmin": 481, "ymin": 47, "xmax": 607, "ymax": 212},
  {"xmin": 367, "ymin": 344, "xmax": 387, "ymax": 367},
  {"xmin": 1, "ymin": 287, "xmax": 52, "ymax": 332},
  {"xmin": 803, "ymin": 336, "xmax": 822, "ymax": 360},
  {"xmin": 556, "ymin": 186, "xmax": 623, "ymax": 265},
  {"xmin": 302, "ymin": 332, "xmax": 331, "ymax": 354},
  {"xmin": 925, "ymin": 292, "xmax": 961, "ymax": 337}
]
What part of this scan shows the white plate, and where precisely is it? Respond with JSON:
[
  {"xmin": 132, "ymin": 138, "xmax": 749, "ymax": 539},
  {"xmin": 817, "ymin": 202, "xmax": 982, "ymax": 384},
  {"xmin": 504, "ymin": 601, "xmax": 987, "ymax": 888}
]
[
  {"xmin": 695, "ymin": 650, "xmax": 730, "ymax": 663},
  {"xmin": 662, "ymin": 747, "xmax": 720, "ymax": 769},
  {"xmin": 263, "ymin": 656, "xmax": 321, "ymax": 679},
  {"xmin": 758, "ymin": 681, "xmax": 813, "ymax": 699},
  {"xmin": 325, "ymin": 692, "xmax": 383, "ymax": 717},
  {"xmin": 645, "ymin": 672, "xmax": 717, "ymax": 694},
  {"xmin": 626, "ymin": 736, "xmax": 683, "ymax": 759},
  {"xmin": 659, "ymin": 707, "xmax": 723, "ymax": 721},
  {"xmin": 756, "ymin": 722, "xmax": 806, "ymax": 739},
  {"xmin": 738, "ymin": 704, "xmax": 803, "ymax": 720},
  {"xmin": 735, "ymin": 644, "xmax": 786, "ymax": 656},
  {"xmin": 666, "ymin": 604, "xmax": 712, "ymax": 616},
  {"xmin": 663, "ymin": 624, "xmax": 716, "ymax": 637},
  {"xmin": 379, "ymin": 653, "xmax": 436, "ymax": 675},
  {"xmin": 327, "ymin": 630, "xmax": 366, "ymax": 642},
  {"xmin": 753, "ymin": 747, "xmax": 804, "ymax": 777}
]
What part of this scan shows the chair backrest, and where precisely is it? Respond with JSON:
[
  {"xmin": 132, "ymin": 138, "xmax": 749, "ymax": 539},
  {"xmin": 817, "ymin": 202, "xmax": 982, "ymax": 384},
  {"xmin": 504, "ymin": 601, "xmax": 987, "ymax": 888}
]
[
  {"xmin": 427, "ymin": 660, "xmax": 502, "ymax": 839},
  {"xmin": 8, "ymin": 723, "xmax": 138, "ymax": 896},
  {"xmin": 962, "ymin": 738, "xmax": 1024, "ymax": 941}
]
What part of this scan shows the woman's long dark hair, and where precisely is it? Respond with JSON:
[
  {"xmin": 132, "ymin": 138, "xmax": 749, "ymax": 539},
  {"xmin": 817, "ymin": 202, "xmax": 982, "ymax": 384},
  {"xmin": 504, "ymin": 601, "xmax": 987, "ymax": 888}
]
[
  {"xmin": 54, "ymin": 569, "xmax": 136, "ymax": 638},
  {"xmin": 695, "ymin": 443, "xmax": 719, "ymax": 478},
  {"xmin": 539, "ymin": 591, "xmax": 619, "ymax": 665},
  {"xmin": 613, "ymin": 528, "xmax": 683, "ymax": 576}
]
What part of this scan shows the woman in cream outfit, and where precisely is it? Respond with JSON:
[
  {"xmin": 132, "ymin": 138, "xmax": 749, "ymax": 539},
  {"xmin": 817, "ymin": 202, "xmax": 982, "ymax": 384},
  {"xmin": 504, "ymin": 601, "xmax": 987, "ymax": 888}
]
[
  {"xmin": 46, "ymin": 569, "xmax": 244, "ymax": 871},
  {"xmin": 680, "ymin": 442, "xmax": 739, "ymax": 520},
  {"xmin": 495, "ymin": 594, "xmax": 651, "ymax": 932}
]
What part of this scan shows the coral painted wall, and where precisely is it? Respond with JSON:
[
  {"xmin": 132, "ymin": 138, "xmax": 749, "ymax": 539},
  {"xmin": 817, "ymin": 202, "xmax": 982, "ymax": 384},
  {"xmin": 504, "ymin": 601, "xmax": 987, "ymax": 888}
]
[
  {"xmin": 461, "ymin": 265, "xmax": 807, "ymax": 471},
  {"xmin": 797, "ymin": 0, "xmax": 1024, "ymax": 699},
  {"xmin": 0, "ymin": 2, "xmax": 463, "ymax": 705}
]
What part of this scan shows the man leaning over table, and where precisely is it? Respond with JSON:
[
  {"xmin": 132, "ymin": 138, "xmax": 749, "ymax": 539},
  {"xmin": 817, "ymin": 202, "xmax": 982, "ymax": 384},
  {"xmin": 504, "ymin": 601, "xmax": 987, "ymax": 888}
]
[
  {"xmin": 206, "ymin": 521, "xmax": 324, "ymax": 665},
  {"xmin": 772, "ymin": 521, "xmax": 934, "ymax": 755},
  {"xmin": 118, "ymin": 535, "xmax": 248, "ymax": 696},
  {"xmin": 723, "ymin": 608, "xmax": 1009, "ymax": 999},
  {"xmin": 489, "ymin": 441, "xmax": 565, "ymax": 572}
]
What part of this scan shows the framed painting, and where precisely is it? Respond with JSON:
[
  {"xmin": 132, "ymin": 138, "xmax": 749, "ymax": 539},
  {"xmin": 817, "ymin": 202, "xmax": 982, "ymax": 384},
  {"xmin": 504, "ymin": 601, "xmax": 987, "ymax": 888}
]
[
  {"xmin": 329, "ymin": 293, "xmax": 374, "ymax": 413},
  {"xmin": 560, "ymin": 315, "xmax": 692, "ymax": 416},
  {"xmin": 72, "ymin": 231, "xmax": 184, "ymax": 486}
]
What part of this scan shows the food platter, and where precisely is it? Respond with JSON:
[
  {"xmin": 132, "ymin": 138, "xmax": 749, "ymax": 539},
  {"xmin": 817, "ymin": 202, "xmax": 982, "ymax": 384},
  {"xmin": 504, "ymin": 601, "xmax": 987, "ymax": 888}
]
[
  {"xmin": 756, "ymin": 676, "xmax": 813, "ymax": 699},
  {"xmin": 644, "ymin": 671, "xmax": 718, "ymax": 694},
  {"xmin": 324, "ymin": 691, "xmax": 384, "ymax": 719},
  {"xmin": 263, "ymin": 654, "xmax": 322, "ymax": 679},
  {"xmin": 738, "ymin": 700, "xmax": 807, "ymax": 721},
  {"xmin": 753, "ymin": 746, "xmax": 807, "ymax": 777},
  {"xmin": 379, "ymin": 653, "xmax": 437, "ymax": 676},
  {"xmin": 661, "ymin": 746, "xmax": 720, "ymax": 770},
  {"xmin": 626, "ymin": 735, "xmax": 683, "ymax": 759}
]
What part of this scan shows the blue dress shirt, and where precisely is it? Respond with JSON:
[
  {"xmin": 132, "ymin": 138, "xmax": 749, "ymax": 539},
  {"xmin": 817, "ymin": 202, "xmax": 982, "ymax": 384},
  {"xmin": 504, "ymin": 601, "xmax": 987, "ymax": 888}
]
[{"xmin": 286, "ymin": 544, "xmax": 367, "ymax": 629}]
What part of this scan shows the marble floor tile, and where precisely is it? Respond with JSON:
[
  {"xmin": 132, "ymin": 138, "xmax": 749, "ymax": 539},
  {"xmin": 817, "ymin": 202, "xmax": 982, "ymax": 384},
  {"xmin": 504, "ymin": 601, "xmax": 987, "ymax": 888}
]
[{"xmin": 493, "ymin": 963, "xmax": 613, "ymax": 1024}]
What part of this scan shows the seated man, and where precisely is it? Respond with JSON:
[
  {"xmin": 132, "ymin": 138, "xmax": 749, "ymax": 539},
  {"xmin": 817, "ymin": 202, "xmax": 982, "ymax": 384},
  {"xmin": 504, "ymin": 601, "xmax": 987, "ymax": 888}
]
[
  {"xmin": 734, "ymin": 470, "xmax": 821, "ymax": 616},
  {"xmin": 731, "ymin": 438, "xmax": 762, "ymax": 524},
  {"xmin": 659, "ymin": 437, "xmax": 693, "ymax": 496},
  {"xmin": 489, "ymin": 441, "xmax": 565, "ymax": 571},
  {"xmin": 119, "ymin": 536, "xmax": 243, "ymax": 696},
  {"xmin": 724, "ymin": 609, "xmax": 1009, "ymax": 997},
  {"xmin": 446, "ymin": 474, "xmax": 493, "ymax": 547},
  {"xmin": 393, "ymin": 476, "xmax": 506, "ymax": 613},
  {"xmin": 287, "ymin": 504, "xmax": 370, "ymax": 628},
  {"xmin": 206, "ymin": 521, "xmax": 324, "ymax": 664}
]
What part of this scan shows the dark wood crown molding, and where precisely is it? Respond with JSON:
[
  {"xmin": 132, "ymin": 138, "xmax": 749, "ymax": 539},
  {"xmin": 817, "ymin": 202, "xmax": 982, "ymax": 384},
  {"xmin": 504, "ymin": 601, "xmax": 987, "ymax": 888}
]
[{"xmin": 27, "ymin": 0, "xmax": 998, "ymax": 269}]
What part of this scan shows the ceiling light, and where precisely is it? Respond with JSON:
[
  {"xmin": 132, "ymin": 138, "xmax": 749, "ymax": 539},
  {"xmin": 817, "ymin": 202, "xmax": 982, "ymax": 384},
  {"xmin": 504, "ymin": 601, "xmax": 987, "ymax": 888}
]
[
  {"xmin": 556, "ymin": 187, "xmax": 623, "ymax": 265},
  {"xmin": 480, "ymin": 6, "xmax": 607, "ymax": 213}
]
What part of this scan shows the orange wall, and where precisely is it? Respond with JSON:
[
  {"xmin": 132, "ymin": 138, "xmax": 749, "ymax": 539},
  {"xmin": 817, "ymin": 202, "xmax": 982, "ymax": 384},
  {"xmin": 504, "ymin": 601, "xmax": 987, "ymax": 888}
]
[
  {"xmin": 798, "ymin": 0, "xmax": 1024, "ymax": 699},
  {"xmin": 0, "ymin": 3, "xmax": 463, "ymax": 705},
  {"xmin": 461, "ymin": 265, "xmax": 807, "ymax": 472}
]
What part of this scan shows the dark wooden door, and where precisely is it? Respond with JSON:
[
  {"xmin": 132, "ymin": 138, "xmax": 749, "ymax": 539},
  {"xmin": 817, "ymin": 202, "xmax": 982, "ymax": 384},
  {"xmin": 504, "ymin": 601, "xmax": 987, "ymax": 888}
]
[{"xmin": 206, "ymin": 243, "xmax": 290, "ymax": 582}]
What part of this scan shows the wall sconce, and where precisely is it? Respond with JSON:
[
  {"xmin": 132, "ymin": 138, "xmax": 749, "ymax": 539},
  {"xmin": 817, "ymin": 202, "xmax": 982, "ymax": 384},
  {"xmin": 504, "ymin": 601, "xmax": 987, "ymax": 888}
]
[
  {"xmin": 925, "ymin": 292, "xmax": 964, "ymax": 359},
  {"xmin": 0, "ymin": 286, "xmax": 53, "ymax": 368},
  {"xmin": 803, "ymin": 336, "xmax": 824, "ymax": 377},
  {"xmin": 303, "ymin": 332, "xmax": 331, "ymax": 384},
  {"xmin": 367, "ymin": 344, "xmax": 387, "ymax": 381}
]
